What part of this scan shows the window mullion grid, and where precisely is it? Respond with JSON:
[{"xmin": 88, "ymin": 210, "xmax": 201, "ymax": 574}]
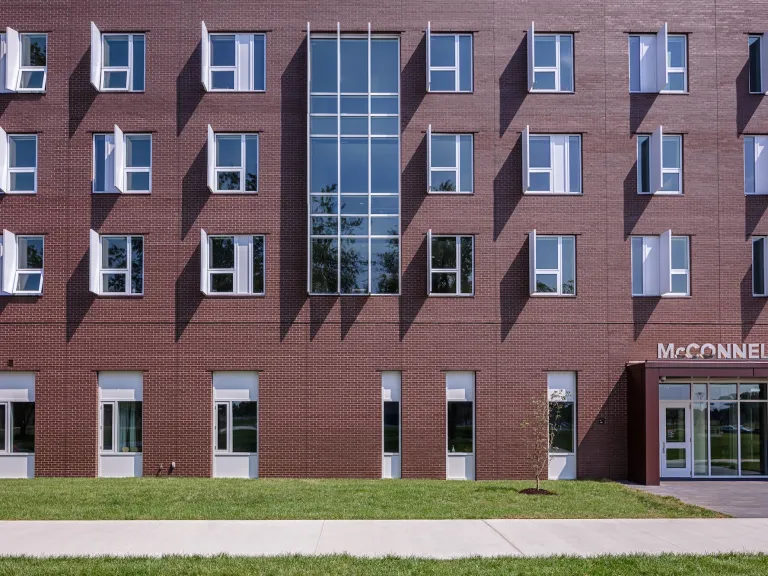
[
  {"xmin": 336, "ymin": 27, "xmax": 341, "ymax": 295},
  {"xmin": 455, "ymin": 236, "xmax": 461, "ymax": 295},
  {"xmin": 555, "ymin": 35, "xmax": 561, "ymax": 91},
  {"xmin": 240, "ymin": 134, "xmax": 247, "ymax": 192},
  {"xmin": 454, "ymin": 35, "xmax": 460, "ymax": 91},
  {"xmin": 454, "ymin": 136, "xmax": 461, "ymax": 193},
  {"xmin": 368, "ymin": 25, "xmax": 372, "ymax": 294},
  {"xmin": 128, "ymin": 35, "xmax": 134, "ymax": 90},
  {"xmin": 227, "ymin": 402, "xmax": 233, "ymax": 454}
]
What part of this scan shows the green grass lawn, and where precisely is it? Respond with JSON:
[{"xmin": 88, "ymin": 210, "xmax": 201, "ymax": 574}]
[
  {"xmin": 0, "ymin": 555, "xmax": 765, "ymax": 576},
  {"xmin": 0, "ymin": 478, "xmax": 719, "ymax": 520}
]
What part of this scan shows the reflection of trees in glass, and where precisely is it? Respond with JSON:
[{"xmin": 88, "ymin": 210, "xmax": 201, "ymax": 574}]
[
  {"xmin": 460, "ymin": 237, "xmax": 473, "ymax": 293},
  {"xmin": 536, "ymin": 281, "xmax": 556, "ymax": 293},
  {"xmin": 341, "ymin": 239, "xmax": 368, "ymax": 293},
  {"xmin": 246, "ymin": 171, "xmax": 258, "ymax": 192},
  {"xmin": 311, "ymin": 239, "xmax": 338, "ymax": 293},
  {"xmin": 562, "ymin": 279, "xmax": 575, "ymax": 295},
  {"xmin": 12, "ymin": 403, "xmax": 35, "ymax": 453},
  {"xmin": 373, "ymin": 238, "xmax": 398, "ymax": 294},
  {"xmin": 107, "ymin": 274, "xmax": 126, "ymax": 293},
  {"xmin": 341, "ymin": 216, "xmax": 365, "ymax": 235},
  {"xmin": 211, "ymin": 238, "xmax": 235, "ymax": 268},
  {"xmin": 131, "ymin": 238, "xmax": 143, "ymax": 294},
  {"xmin": 431, "ymin": 180, "xmax": 456, "ymax": 192},
  {"xmin": 25, "ymin": 244, "xmax": 43, "ymax": 268},
  {"xmin": 217, "ymin": 172, "xmax": 241, "ymax": 191},
  {"xmin": 252, "ymin": 236, "xmax": 264, "ymax": 293},
  {"xmin": 107, "ymin": 242, "xmax": 127, "ymax": 268},
  {"xmin": 431, "ymin": 237, "xmax": 456, "ymax": 269},
  {"xmin": 28, "ymin": 42, "xmax": 46, "ymax": 66}
]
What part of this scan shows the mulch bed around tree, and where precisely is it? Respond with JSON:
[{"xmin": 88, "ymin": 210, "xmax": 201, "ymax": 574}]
[{"xmin": 518, "ymin": 488, "xmax": 556, "ymax": 496}]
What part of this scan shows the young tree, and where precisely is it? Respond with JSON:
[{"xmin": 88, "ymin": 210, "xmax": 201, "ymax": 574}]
[{"xmin": 520, "ymin": 390, "xmax": 566, "ymax": 492}]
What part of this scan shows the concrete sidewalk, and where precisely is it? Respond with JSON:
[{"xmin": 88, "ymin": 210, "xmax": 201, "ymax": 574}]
[{"xmin": 1, "ymin": 518, "xmax": 767, "ymax": 558}]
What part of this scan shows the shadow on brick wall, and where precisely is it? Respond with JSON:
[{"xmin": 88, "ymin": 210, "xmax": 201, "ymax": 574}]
[
  {"xmin": 181, "ymin": 145, "xmax": 207, "ymax": 240},
  {"xmin": 66, "ymin": 251, "xmax": 95, "ymax": 341},
  {"xmin": 741, "ymin": 268, "xmax": 767, "ymax": 339},
  {"xmin": 623, "ymin": 162, "xmax": 651, "ymax": 239},
  {"xmin": 310, "ymin": 297, "xmax": 336, "ymax": 341},
  {"xmin": 499, "ymin": 37, "xmax": 526, "ymax": 137},
  {"xmin": 494, "ymin": 137, "xmax": 522, "ymax": 240},
  {"xmin": 176, "ymin": 42, "xmax": 204, "ymax": 137},
  {"xmin": 401, "ymin": 136, "xmax": 426, "ymax": 233},
  {"xmin": 745, "ymin": 196, "xmax": 768, "ymax": 239},
  {"xmin": 90, "ymin": 193, "xmax": 120, "ymax": 231},
  {"xmin": 579, "ymin": 375, "xmax": 626, "ymax": 480},
  {"xmin": 175, "ymin": 245, "xmax": 203, "ymax": 341},
  {"xmin": 401, "ymin": 35, "xmax": 426, "ymax": 130},
  {"xmin": 500, "ymin": 238, "xmax": 528, "ymax": 341},
  {"xmin": 629, "ymin": 93, "xmax": 657, "ymax": 134},
  {"xmin": 399, "ymin": 237, "xmax": 427, "ymax": 341},
  {"xmin": 69, "ymin": 50, "xmax": 96, "ymax": 139},
  {"xmin": 280, "ymin": 40, "xmax": 308, "ymax": 342},
  {"xmin": 737, "ymin": 60, "xmax": 760, "ymax": 135},
  {"xmin": 632, "ymin": 297, "xmax": 659, "ymax": 341},
  {"xmin": 341, "ymin": 296, "xmax": 367, "ymax": 340}
]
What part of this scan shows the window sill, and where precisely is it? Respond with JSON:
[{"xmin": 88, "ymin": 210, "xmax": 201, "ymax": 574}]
[
  {"xmin": 428, "ymin": 293, "xmax": 474, "ymax": 298},
  {"xmin": 98, "ymin": 89, "xmax": 146, "ymax": 93},
  {"xmin": 14, "ymin": 89, "xmax": 46, "ymax": 94},
  {"xmin": 428, "ymin": 191, "xmax": 474, "ymax": 196},
  {"xmin": 0, "ymin": 453, "xmax": 34, "ymax": 457},
  {"xmin": 447, "ymin": 452, "xmax": 474, "ymax": 456},
  {"xmin": 638, "ymin": 191, "xmax": 683, "ymax": 196},
  {"xmin": 97, "ymin": 294, "xmax": 143, "ymax": 298},
  {"xmin": 529, "ymin": 90, "xmax": 575, "ymax": 95},
  {"xmin": 204, "ymin": 293, "xmax": 265, "ymax": 298},
  {"xmin": 530, "ymin": 293, "xmax": 577, "ymax": 298},
  {"xmin": 2, "ymin": 191, "xmax": 37, "ymax": 195},
  {"xmin": 211, "ymin": 191, "xmax": 260, "ymax": 195},
  {"xmin": 427, "ymin": 90, "xmax": 474, "ymax": 95},
  {"xmin": 100, "ymin": 452, "xmax": 142, "ymax": 456},
  {"xmin": 205, "ymin": 89, "xmax": 266, "ymax": 94},
  {"xmin": 214, "ymin": 452, "xmax": 258, "ymax": 456},
  {"xmin": 632, "ymin": 294, "xmax": 690, "ymax": 298},
  {"xmin": 524, "ymin": 191, "xmax": 582, "ymax": 196},
  {"xmin": 307, "ymin": 293, "xmax": 400, "ymax": 297},
  {"xmin": 630, "ymin": 90, "xmax": 689, "ymax": 95}
]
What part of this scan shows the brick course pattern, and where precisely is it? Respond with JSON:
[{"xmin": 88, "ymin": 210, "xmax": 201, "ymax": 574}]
[{"xmin": 1, "ymin": 0, "xmax": 767, "ymax": 479}]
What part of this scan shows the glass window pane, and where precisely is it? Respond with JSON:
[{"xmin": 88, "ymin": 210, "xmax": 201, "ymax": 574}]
[
  {"xmin": 662, "ymin": 137, "xmax": 680, "ymax": 169},
  {"xmin": 9, "ymin": 136, "xmax": 36, "ymax": 168},
  {"xmin": 549, "ymin": 402, "xmax": 574, "ymax": 453},
  {"xmin": 19, "ymin": 71, "xmax": 45, "ymax": 90},
  {"xmin": 253, "ymin": 35, "xmax": 266, "ymax": 91},
  {"xmin": 740, "ymin": 383, "xmax": 767, "ymax": 400},
  {"xmin": 311, "ymin": 239, "xmax": 338, "ymax": 293},
  {"xmin": 340, "ymin": 116, "xmax": 368, "ymax": 135},
  {"xmin": 529, "ymin": 172, "xmax": 550, "ymax": 192},
  {"xmin": 131, "ymin": 237, "xmax": 143, "ymax": 294},
  {"xmin": 459, "ymin": 35, "xmax": 472, "ymax": 91},
  {"xmin": 211, "ymin": 70, "xmax": 235, "ymax": 90},
  {"xmin": 210, "ymin": 35, "xmax": 236, "ymax": 67},
  {"xmin": 102, "ymin": 236, "xmax": 128, "ymax": 269},
  {"xmin": 10, "ymin": 173, "xmax": 35, "ymax": 192},
  {"xmin": 740, "ymin": 402, "xmax": 767, "ymax": 475},
  {"xmin": 460, "ymin": 236, "xmax": 473, "ymax": 294},
  {"xmin": 568, "ymin": 136, "xmax": 581, "ymax": 192},
  {"xmin": 371, "ymin": 96, "xmax": 398, "ymax": 114},
  {"xmin": 693, "ymin": 403, "xmax": 708, "ymax": 475},
  {"xmin": 383, "ymin": 401, "xmax": 400, "ymax": 453},
  {"xmin": 311, "ymin": 195, "xmax": 338, "ymax": 215},
  {"xmin": 534, "ymin": 35, "xmax": 557, "ymax": 67},
  {"xmin": 710, "ymin": 402, "xmax": 738, "ymax": 475},
  {"xmin": 431, "ymin": 236, "xmax": 457, "ymax": 269},
  {"xmin": 217, "ymin": 171, "xmax": 241, "ymax": 191},
  {"xmin": 459, "ymin": 135, "xmax": 473, "ymax": 192},
  {"xmin": 371, "ymin": 196, "xmax": 398, "ymax": 215},
  {"xmin": 310, "ymin": 39, "xmax": 337, "ymax": 93},
  {"xmin": 430, "ymin": 167, "xmax": 455, "ymax": 191},
  {"xmin": 631, "ymin": 237, "xmax": 644, "ymax": 295},
  {"xmin": 341, "ymin": 216, "xmax": 368, "ymax": 236},
  {"xmin": 432, "ymin": 272, "xmax": 457, "ymax": 294},
  {"xmin": 232, "ymin": 402, "xmax": 258, "ymax": 453},
  {"xmin": 710, "ymin": 384, "xmax": 738, "ymax": 401},
  {"xmin": 371, "ymin": 39, "xmax": 398, "ymax": 93},
  {"xmin": 18, "ymin": 237, "xmax": 43, "ymax": 269},
  {"xmin": 341, "ymin": 39, "xmax": 368, "ymax": 93},
  {"xmin": 103, "ymin": 70, "xmax": 129, "ymax": 89},
  {"xmin": 661, "ymin": 173, "xmax": 679, "ymax": 193},
  {"xmin": 118, "ymin": 402, "xmax": 142, "ymax": 453},
  {"xmin": 210, "ymin": 273, "xmax": 234, "ymax": 293},
  {"xmin": 103, "ymin": 273, "xmax": 126, "ymax": 293},
  {"xmin": 629, "ymin": 36, "xmax": 640, "ymax": 92},
  {"xmin": 671, "ymin": 237, "xmax": 688, "ymax": 269},
  {"xmin": 311, "ymin": 117, "xmax": 338, "ymax": 135},
  {"xmin": 252, "ymin": 236, "xmax": 264, "ymax": 294},
  {"xmin": 104, "ymin": 35, "xmax": 129, "ymax": 67},
  {"xmin": 447, "ymin": 401, "xmax": 473, "ymax": 453},
  {"xmin": 659, "ymin": 384, "xmax": 691, "ymax": 401},
  {"xmin": 340, "ymin": 138, "xmax": 369, "ymax": 193},
  {"xmin": 561, "ymin": 237, "xmax": 575, "ymax": 294},
  {"xmin": 666, "ymin": 72, "xmax": 686, "ymax": 91},
  {"xmin": 371, "ymin": 217, "xmax": 398, "ymax": 236},
  {"xmin": 535, "ymin": 273, "xmax": 558, "ymax": 293},
  {"xmin": 667, "ymin": 36, "xmax": 686, "ymax": 69},
  {"xmin": 430, "ymin": 70, "xmax": 455, "ymax": 91},
  {"xmin": 750, "ymin": 37, "xmax": 762, "ymax": 93},
  {"xmin": 126, "ymin": 171, "xmax": 150, "ymax": 191},
  {"xmin": 430, "ymin": 36, "xmax": 456, "ymax": 67},
  {"xmin": 664, "ymin": 406, "xmax": 686, "ymax": 443},
  {"xmin": 671, "ymin": 273, "xmax": 688, "ymax": 294},
  {"xmin": 371, "ymin": 117, "xmax": 399, "ymax": 136},
  {"xmin": 340, "ymin": 238, "xmax": 368, "ymax": 294},
  {"xmin": 210, "ymin": 237, "xmax": 235, "ymax": 269},
  {"xmin": 216, "ymin": 404, "xmax": 227, "ymax": 451},
  {"xmin": 125, "ymin": 135, "xmax": 151, "ymax": 168},
  {"xmin": 560, "ymin": 36, "xmax": 574, "ymax": 91},
  {"xmin": 11, "ymin": 402, "xmax": 35, "ymax": 453},
  {"xmin": 102, "ymin": 403, "xmax": 113, "ymax": 451},
  {"xmin": 340, "ymin": 96, "xmax": 368, "ymax": 114},
  {"xmin": 132, "ymin": 35, "xmax": 145, "ymax": 91},
  {"xmin": 245, "ymin": 136, "xmax": 258, "ymax": 192},
  {"xmin": 21, "ymin": 35, "xmax": 46, "ymax": 66},
  {"xmin": 0, "ymin": 404, "xmax": 4, "ymax": 451},
  {"xmin": 311, "ymin": 95, "xmax": 337, "ymax": 114},
  {"xmin": 533, "ymin": 71, "xmax": 556, "ymax": 90},
  {"xmin": 529, "ymin": 137, "xmax": 551, "ymax": 168},
  {"xmin": 431, "ymin": 135, "xmax": 456, "ymax": 168},
  {"xmin": 535, "ymin": 236, "xmax": 558, "ymax": 270},
  {"xmin": 16, "ymin": 273, "xmax": 41, "ymax": 293},
  {"xmin": 310, "ymin": 138, "xmax": 338, "ymax": 193},
  {"xmin": 746, "ymin": 138, "xmax": 756, "ymax": 194},
  {"xmin": 638, "ymin": 136, "xmax": 650, "ymax": 193},
  {"xmin": 340, "ymin": 195, "xmax": 367, "ymax": 215},
  {"xmin": 371, "ymin": 238, "xmax": 399, "ymax": 294},
  {"xmin": 216, "ymin": 136, "xmax": 241, "ymax": 167},
  {"xmin": 312, "ymin": 216, "xmax": 338, "ymax": 236}
]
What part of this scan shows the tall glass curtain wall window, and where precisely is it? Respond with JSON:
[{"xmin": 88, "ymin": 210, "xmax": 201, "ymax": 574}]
[{"xmin": 309, "ymin": 28, "xmax": 400, "ymax": 295}]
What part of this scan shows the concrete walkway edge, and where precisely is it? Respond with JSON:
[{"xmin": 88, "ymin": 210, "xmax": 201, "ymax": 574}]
[{"xmin": 1, "ymin": 518, "xmax": 768, "ymax": 559}]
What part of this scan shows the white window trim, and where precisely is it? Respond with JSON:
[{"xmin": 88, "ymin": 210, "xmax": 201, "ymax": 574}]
[
  {"xmin": 547, "ymin": 372, "xmax": 576, "ymax": 459},
  {"xmin": 663, "ymin": 34, "xmax": 687, "ymax": 94},
  {"xmin": 93, "ymin": 234, "xmax": 144, "ymax": 297},
  {"xmin": 660, "ymin": 134, "xmax": 683, "ymax": 194},
  {"xmin": 205, "ymin": 32, "xmax": 266, "ymax": 93},
  {"xmin": 531, "ymin": 234, "xmax": 576, "ymax": 297},
  {"xmin": 11, "ymin": 31, "xmax": 47, "ymax": 93},
  {"xmin": 628, "ymin": 26, "xmax": 687, "ymax": 94},
  {"xmin": 427, "ymin": 27, "xmax": 473, "ymax": 93},
  {"xmin": 213, "ymin": 133, "xmax": 259, "ymax": 194},
  {"xmin": 745, "ymin": 135, "xmax": 768, "ymax": 195},
  {"xmin": 631, "ymin": 232, "xmax": 690, "ymax": 297},
  {"xmin": 2, "ymin": 231, "xmax": 44, "ymax": 296},
  {"xmin": 1, "ymin": 131, "xmax": 38, "ymax": 195},
  {"xmin": 427, "ymin": 128, "xmax": 473, "ymax": 194},
  {"xmin": 122, "ymin": 133, "xmax": 152, "ymax": 194},
  {"xmin": 427, "ymin": 231, "xmax": 474, "ymax": 297},
  {"xmin": 523, "ymin": 130, "xmax": 582, "ymax": 195},
  {"xmin": 637, "ymin": 129, "xmax": 682, "ymax": 195},
  {"xmin": 201, "ymin": 232, "xmax": 265, "ymax": 297},
  {"xmin": 0, "ymin": 400, "xmax": 35, "ymax": 454},
  {"xmin": 669, "ymin": 237, "xmax": 690, "ymax": 296},
  {"xmin": 753, "ymin": 237, "xmax": 768, "ymax": 297},
  {"xmin": 92, "ymin": 133, "xmax": 116, "ymax": 194},
  {"xmin": 214, "ymin": 400, "xmax": 259, "ymax": 455},
  {"xmin": 530, "ymin": 32, "xmax": 574, "ymax": 93},
  {"xmin": 748, "ymin": 34, "xmax": 768, "ymax": 95},
  {"xmin": 99, "ymin": 33, "xmax": 145, "ymax": 92},
  {"xmin": 99, "ymin": 400, "xmax": 142, "ymax": 455}
]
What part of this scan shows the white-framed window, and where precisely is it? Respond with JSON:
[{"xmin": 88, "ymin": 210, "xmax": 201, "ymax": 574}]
[
  {"xmin": 0, "ymin": 130, "xmax": 37, "ymax": 194},
  {"xmin": 427, "ymin": 127, "xmax": 473, "ymax": 193},
  {"xmin": 527, "ymin": 24, "xmax": 574, "ymax": 92},
  {"xmin": 753, "ymin": 236, "xmax": 768, "ymax": 297},
  {"xmin": 92, "ymin": 128, "xmax": 151, "ymax": 193},
  {"xmin": 99, "ymin": 401, "xmax": 142, "ymax": 454},
  {"xmin": 1, "ymin": 30, "xmax": 47, "ymax": 92},
  {"xmin": 637, "ymin": 129, "xmax": 682, "ymax": 194},
  {"xmin": 547, "ymin": 371, "xmax": 576, "ymax": 480},
  {"xmin": 201, "ymin": 23, "xmax": 266, "ymax": 92},
  {"xmin": 90, "ymin": 24, "xmax": 145, "ymax": 92},
  {"xmin": 1, "ymin": 231, "xmax": 43, "ymax": 296},
  {"xmin": 427, "ymin": 231, "xmax": 474, "ymax": 296},
  {"xmin": 200, "ymin": 231, "xmax": 265, "ymax": 296},
  {"xmin": 382, "ymin": 372, "xmax": 401, "ymax": 457},
  {"xmin": 749, "ymin": 35, "xmax": 768, "ymax": 94},
  {"xmin": 744, "ymin": 136, "xmax": 768, "ymax": 195},
  {"xmin": 0, "ymin": 401, "xmax": 35, "ymax": 454},
  {"xmin": 528, "ymin": 231, "xmax": 575, "ymax": 296},
  {"xmin": 215, "ymin": 400, "xmax": 258, "ymax": 454},
  {"xmin": 445, "ymin": 371, "xmax": 475, "ymax": 480},
  {"xmin": 522, "ymin": 127, "xmax": 581, "ymax": 194},
  {"xmin": 629, "ymin": 25, "xmax": 687, "ymax": 93},
  {"xmin": 631, "ymin": 232, "xmax": 689, "ymax": 297},
  {"xmin": 206, "ymin": 128, "xmax": 259, "ymax": 193},
  {"xmin": 88, "ymin": 231, "xmax": 143, "ymax": 296},
  {"xmin": 426, "ymin": 24, "xmax": 472, "ymax": 92}
]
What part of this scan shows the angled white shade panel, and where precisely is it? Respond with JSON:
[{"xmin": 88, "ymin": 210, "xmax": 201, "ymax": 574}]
[
  {"xmin": 201, "ymin": 22, "xmax": 210, "ymax": 91},
  {"xmin": 528, "ymin": 229, "xmax": 536, "ymax": 295},
  {"xmin": 89, "ymin": 229, "xmax": 100, "ymax": 294},
  {"xmin": 527, "ymin": 22, "xmax": 535, "ymax": 92},
  {"xmin": 656, "ymin": 23, "xmax": 668, "ymax": 92},
  {"xmin": 200, "ymin": 228, "xmax": 208, "ymax": 294},
  {"xmin": 426, "ymin": 124, "xmax": 432, "ymax": 191},
  {"xmin": 659, "ymin": 229, "xmax": 672, "ymax": 295},
  {"xmin": 113, "ymin": 125, "xmax": 124, "ymax": 192},
  {"xmin": 522, "ymin": 125, "xmax": 530, "ymax": 192},
  {"xmin": 426, "ymin": 229, "xmax": 432, "ymax": 294},
  {"xmin": 762, "ymin": 34, "xmax": 768, "ymax": 94},
  {"xmin": 90, "ymin": 22, "xmax": 102, "ymax": 89},
  {"xmin": 426, "ymin": 22, "xmax": 431, "ymax": 92},
  {"xmin": 5, "ymin": 28, "xmax": 19, "ymax": 92},
  {"xmin": 2, "ymin": 229, "xmax": 17, "ymax": 294},
  {"xmin": 0, "ymin": 126, "xmax": 7, "ymax": 192},
  {"xmin": 207, "ymin": 125, "xmax": 215, "ymax": 191},
  {"xmin": 650, "ymin": 126, "xmax": 663, "ymax": 193}
]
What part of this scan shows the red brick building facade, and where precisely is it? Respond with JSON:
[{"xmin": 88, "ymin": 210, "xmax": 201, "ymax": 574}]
[{"xmin": 1, "ymin": 0, "xmax": 768, "ymax": 483}]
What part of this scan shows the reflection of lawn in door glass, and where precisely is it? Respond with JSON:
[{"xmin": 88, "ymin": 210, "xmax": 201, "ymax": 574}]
[
  {"xmin": 450, "ymin": 426, "xmax": 472, "ymax": 453},
  {"xmin": 551, "ymin": 429, "xmax": 572, "ymax": 453},
  {"xmin": 709, "ymin": 432, "xmax": 738, "ymax": 473}
]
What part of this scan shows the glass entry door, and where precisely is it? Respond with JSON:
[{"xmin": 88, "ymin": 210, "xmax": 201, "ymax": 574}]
[{"xmin": 660, "ymin": 404, "xmax": 691, "ymax": 478}]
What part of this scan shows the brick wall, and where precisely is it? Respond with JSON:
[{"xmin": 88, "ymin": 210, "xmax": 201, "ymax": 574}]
[{"xmin": 1, "ymin": 0, "xmax": 767, "ymax": 479}]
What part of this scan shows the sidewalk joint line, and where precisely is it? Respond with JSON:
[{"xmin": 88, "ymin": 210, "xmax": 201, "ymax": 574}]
[
  {"xmin": 482, "ymin": 520, "xmax": 525, "ymax": 557},
  {"xmin": 313, "ymin": 520, "xmax": 325, "ymax": 555}
]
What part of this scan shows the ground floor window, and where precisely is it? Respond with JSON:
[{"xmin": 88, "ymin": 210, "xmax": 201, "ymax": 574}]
[
  {"xmin": 383, "ymin": 400, "xmax": 400, "ymax": 455},
  {"xmin": 447, "ymin": 401, "xmax": 473, "ymax": 453},
  {"xmin": 215, "ymin": 401, "xmax": 258, "ymax": 454},
  {"xmin": 0, "ymin": 402, "xmax": 35, "ymax": 453},
  {"xmin": 100, "ymin": 401, "xmax": 142, "ymax": 453}
]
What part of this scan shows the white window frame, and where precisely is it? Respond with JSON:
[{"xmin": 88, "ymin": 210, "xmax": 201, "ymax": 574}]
[
  {"xmin": 0, "ymin": 400, "xmax": 35, "ymax": 454},
  {"xmin": 426, "ymin": 231, "xmax": 474, "ymax": 297},
  {"xmin": 427, "ymin": 126, "xmax": 473, "ymax": 194},
  {"xmin": 748, "ymin": 34, "xmax": 768, "ymax": 95},
  {"xmin": 529, "ymin": 231, "xmax": 576, "ymax": 297},
  {"xmin": 529, "ymin": 27, "xmax": 574, "ymax": 93},
  {"xmin": 214, "ymin": 400, "xmax": 259, "ymax": 455},
  {"xmin": 628, "ymin": 26, "xmax": 687, "ymax": 94},
  {"xmin": 522, "ymin": 128, "xmax": 582, "ymax": 195},
  {"xmin": 92, "ymin": 133, "xmax": 116, "ymax": 193},
  {"xmin": 631, "ymin": 232, "xmax": 690, "ymax": 297},
  {"xmin": 99, "ymin": 33, "xmax": 145, "ymax": 92},
  {"xmin": 637, "ymin": 129, "xmax": 682, "ymax": 195},
  {"xmin": 744, "ymin": 135, "xmax": 768, "ymax": 195},
  {"xmin": 122, "ymin": 133, "xmax": 152, "ymax": 194},
  {"xmin": 1, "ymin": 231, "xmax": 44, "ymax": 296},
  {"xmin": 210, "ymin": 132, "xmax": 259, "ymax": 193},
  {"xmin": 753, "ymin": 236, "xmax": 768, "ymax": 297},
  {"xmin": 99, "ymin": 400, "xmax": 142, "ymax": 454},
  {"xmin": 90, "ymin": 233, "xmax": 144, "ymax": 296},
  {"xmin": 200, "ymin": 231, "xmax": 266, "ymax": 296},
  {"xmin": 5, "ymin": 30, "xmax": 47, "ymax": 93},
  {"xmin": 1, "ymin": 132, "xmax": 38, "ymax": 194},
  {"xmin": 203, "ymin": 27, "xmax": 267, "ymax": 93},
  {"xmin": 426, "ymin": 24, "xmax": 473, "ymax": 93}
]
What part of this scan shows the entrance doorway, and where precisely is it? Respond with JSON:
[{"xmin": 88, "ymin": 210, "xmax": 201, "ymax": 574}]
[{"xmin": 660, "ymin": 404, "xmax": 691, "ymax": 477}]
